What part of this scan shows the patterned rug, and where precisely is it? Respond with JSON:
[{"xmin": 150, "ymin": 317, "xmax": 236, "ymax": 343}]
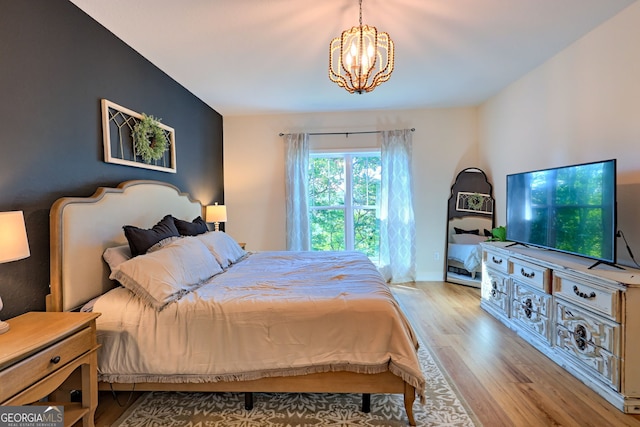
[{"xmin": 112, "ymin": 338, "xmax": 479, "ymax": 427}]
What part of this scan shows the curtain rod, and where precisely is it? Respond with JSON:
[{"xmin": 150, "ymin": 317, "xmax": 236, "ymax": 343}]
[{"xmin": 279, "ymin": 128, "xmax": 415, "ymax": 137}]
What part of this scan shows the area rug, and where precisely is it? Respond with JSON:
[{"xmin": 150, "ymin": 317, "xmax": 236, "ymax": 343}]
[{"xmin": 111, "ymin": 338, "xmax": 479, "ymax": 427}]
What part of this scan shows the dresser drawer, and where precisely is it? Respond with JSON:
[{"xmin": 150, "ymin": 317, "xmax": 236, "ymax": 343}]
[
  {"xmin": 481, "ymin": 269, "xmax": 509, "ymax": 313},
  {"xmin": 481, "ymin": 268, "xmax": 510, "ymax": 316},
  {"xmin": 555, "ymin": 300, "xmax": 620, "ymax": 356},
  {"xmin": 511, "ymin": 282, "xmax": 552, "ymax": 343},
  {"xmin": 511, "ymin": 302, "xmax": 552, "ymax": 344},
  {"xmin": 482, "ymin": 268, "xmax": 508, "ymax": 295},
  {"xmin": 484, "ymin": 249, "xmax": 509, "ymax": 274},
  {"xmin": 553, "ymin": 272, "xmax": 620, "ymax": 321},
  {"xmin": 513, "ymin": 281, "xmax": 551, "ymax": 317},
  {"xmin": 485, "ymin": 289, "xmax": 509, "ymax": 315},
  {"xmin": 510, "ymin": 258, "xmax": 550, "ymax": 293},
  {"xmin": 556, "ymin": 323, "xmax": 620, "ymax": 390},
  {"xmin": 0, "ymin": 326, "xmax": 93, "ymax": 402}
]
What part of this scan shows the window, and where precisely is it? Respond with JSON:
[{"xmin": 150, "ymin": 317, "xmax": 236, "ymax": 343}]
[{"xmin": 308, "ymin": 151, "xmax": 381, "ymax": 261}]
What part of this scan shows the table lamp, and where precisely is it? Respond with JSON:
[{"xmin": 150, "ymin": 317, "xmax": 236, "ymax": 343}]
[
  {"xmin": 205, "ymin": 203, "xmax": 227, "ymax": 232},
  {"xmin": 0, "ymin": 211, "xmax": 30, "ymax": 334}
]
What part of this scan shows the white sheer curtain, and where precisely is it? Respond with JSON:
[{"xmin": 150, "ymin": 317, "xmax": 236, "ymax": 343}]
[
  {"xmin": 379, "ymin": 129, "xmax": 416, "ymax": 282},
  {"xmin": 284, "ymin": 133, "xmax": 310, "ymax": 251}
]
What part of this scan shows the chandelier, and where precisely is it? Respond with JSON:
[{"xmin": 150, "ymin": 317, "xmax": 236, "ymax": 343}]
[{"xmin": 329, "ymin": 0, "xmax": 394, "ymax": 94}]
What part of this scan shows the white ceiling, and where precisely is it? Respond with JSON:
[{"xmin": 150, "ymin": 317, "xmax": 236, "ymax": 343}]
[{"xmin": 69, "ymin": 0, "xmax": 635, "ymax": 116}]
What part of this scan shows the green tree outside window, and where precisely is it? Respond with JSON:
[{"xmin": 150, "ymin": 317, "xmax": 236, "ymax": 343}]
[{"xmin": 309, "ymin": 152, "xmax": 381, "ymax": 262}]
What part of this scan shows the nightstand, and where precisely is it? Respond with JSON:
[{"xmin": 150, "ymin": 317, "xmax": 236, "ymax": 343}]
[{"xmin": 0, "ymin": 312, "xmax": 100, "ymax": 427}]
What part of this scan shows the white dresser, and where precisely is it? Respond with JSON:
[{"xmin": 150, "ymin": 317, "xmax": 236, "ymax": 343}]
[{"xmin": 480, "ymin": 242, "xmax": 640, "ymax": 413}]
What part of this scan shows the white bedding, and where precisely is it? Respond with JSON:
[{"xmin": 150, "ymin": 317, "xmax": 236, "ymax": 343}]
[
  {"xmin": 447, "ymin": 243, "xmax": 482, "ymax": 273},
  {"xmin": 93, "ymin": 250, "xmax": 425, "ymax": 399}
]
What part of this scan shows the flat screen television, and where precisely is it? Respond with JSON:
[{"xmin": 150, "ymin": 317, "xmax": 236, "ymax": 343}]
[{"xmin": 506, "ymin": 159, "xmax": 617, "ymax": 267}]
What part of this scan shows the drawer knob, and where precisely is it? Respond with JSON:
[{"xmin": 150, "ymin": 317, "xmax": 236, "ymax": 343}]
[
  {"xmin": 573, "ymin": 285, "xmax": 596, "ymax": 299},
  {"xmin": 50, "ymin": 356, "xmax": 61, "ymax": 364},
  {"xmin": 520, "ymin": 268, "xmax": 535, "ymax": 279},
  {"xmin": 492, "ymin": 256, "xmax": 503, "ymax": 265}
]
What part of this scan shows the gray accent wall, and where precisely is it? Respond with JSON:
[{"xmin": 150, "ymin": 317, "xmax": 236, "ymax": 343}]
[{"xmin": 0, "ymin": 0, "xmax": 224, "ymax": 318}]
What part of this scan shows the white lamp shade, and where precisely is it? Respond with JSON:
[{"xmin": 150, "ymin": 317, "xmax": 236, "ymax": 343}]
[
  {"xmin": 0, "ymin": 211, "xmax": 30, "ymax": 263},
  {"xmin": 205, "ymin": 204, "xmax": 227, "ymax": 223}
]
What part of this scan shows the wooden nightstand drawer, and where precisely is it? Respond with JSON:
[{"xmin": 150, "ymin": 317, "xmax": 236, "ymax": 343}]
[
  {"xmin": 0, "ymin": 312, "xmax": 99, "ymax": 427},
  {"xmin": 0, "ymin": 326, "xmax": 93, "ymax": 402}
]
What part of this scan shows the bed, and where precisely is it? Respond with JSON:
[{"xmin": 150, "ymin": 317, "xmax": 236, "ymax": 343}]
[
  {"xmin": 447, "ymin": 217, "xmax": 490, "ymax": 279},
  {"xmin": 445, "ymin": 168, "xmax": 495, "ymax": 287},
  {"xmin": 47, "ymin": 180, "xmax": 425, "ymax": 426}
]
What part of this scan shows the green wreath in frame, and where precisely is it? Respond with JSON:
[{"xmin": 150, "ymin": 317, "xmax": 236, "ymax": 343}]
[
  {"xmin": 132, "ymin": 113, "xmax": 169, "ymax": 164},
  {"xmin": 467, "ymin": 193, "xmax": 484, "ymax": 211}
]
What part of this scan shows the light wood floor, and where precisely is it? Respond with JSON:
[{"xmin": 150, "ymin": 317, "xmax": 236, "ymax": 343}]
[{"xmin": 94, "ymin": 281, "xmax": 640, "ymax": 426}]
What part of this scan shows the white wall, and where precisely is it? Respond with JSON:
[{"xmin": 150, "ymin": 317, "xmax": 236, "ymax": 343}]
[
  {"xmin": 224, "ymin": 3, "xmax": 640, "ymax": 276},
  {"xmin": 479, "ymin": 2, "xmax": 640, "ymax": 267},
  {"xmin": 224, "ymin": 108, "xmax": 478, "ymax": 280}
]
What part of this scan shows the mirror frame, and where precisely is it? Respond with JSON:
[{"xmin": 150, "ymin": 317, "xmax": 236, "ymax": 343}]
[{"xmin": 445, "ymin": 168, "xmax": 495, "ymax": 287}]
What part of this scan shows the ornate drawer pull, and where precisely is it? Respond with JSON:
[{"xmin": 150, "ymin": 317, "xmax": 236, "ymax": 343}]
[
  {"xmin": 521, "ymin": 268, "xmax": 535, "ymax": 279},
  {"xmin": 523, "ymin": 298, "xmax": 533, "ymax": 319},
  {"xmin": 574, "ymin": 325, "xmax": 588, "ymax": 351},
  {"xmin": 492, "ymin": 256, "xmax": 503, "ymax": 265},
  {"xmin": 573, "ymin": 285, "xmax": 596, "ymax": 299},
  {"xmin": 50, "ymin": 356, "xmax": 61, "ymax": 364}
]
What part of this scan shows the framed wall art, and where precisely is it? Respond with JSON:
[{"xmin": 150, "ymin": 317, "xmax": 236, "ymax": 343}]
[
  {"xmin": 455, "ymin": 191, "xmax": 493, "ymax": 215},
  {"xmin": 101, "ymin": 99, "xmax": 176, "ymax": 173}
]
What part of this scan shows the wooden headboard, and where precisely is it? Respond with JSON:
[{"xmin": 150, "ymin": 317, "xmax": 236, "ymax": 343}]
[{"xmin": 48, "ymin": 180, "xmax": 203, "ymax": 312}]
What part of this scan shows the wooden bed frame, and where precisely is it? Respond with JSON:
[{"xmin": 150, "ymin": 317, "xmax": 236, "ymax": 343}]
[{"xmin": 48, "ymin": 180, "xmax": 417, "ymax": 426}]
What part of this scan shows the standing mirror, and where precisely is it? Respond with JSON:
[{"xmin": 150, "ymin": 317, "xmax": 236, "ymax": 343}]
[{"xmin": 445, "ymin": 168, "xmax": 494, "ymax": 288}]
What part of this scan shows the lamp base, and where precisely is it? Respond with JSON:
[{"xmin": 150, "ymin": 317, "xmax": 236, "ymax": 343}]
[{"xmin": 0, "ymin": 320, "xmax": 8, "ymax": 334}]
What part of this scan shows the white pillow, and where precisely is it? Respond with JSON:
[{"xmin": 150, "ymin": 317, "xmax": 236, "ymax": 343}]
[
  {"xmin": 103, "ymin": 245, "xmax": 132, "ymax": 271},
  {"xmin": 452, "ymin": 234, "xmax": 486, "ymax": 245},
  {"xmin": 195, "ymin": 231, "xmax": 247, "ymax": 269},
  {"xmin": 147, "ymin": 236, "xmax": 182, "ymax": 253},
  {"xmin": 109, "ymin": 237, "xmax": 222, "ymax": 311}
]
